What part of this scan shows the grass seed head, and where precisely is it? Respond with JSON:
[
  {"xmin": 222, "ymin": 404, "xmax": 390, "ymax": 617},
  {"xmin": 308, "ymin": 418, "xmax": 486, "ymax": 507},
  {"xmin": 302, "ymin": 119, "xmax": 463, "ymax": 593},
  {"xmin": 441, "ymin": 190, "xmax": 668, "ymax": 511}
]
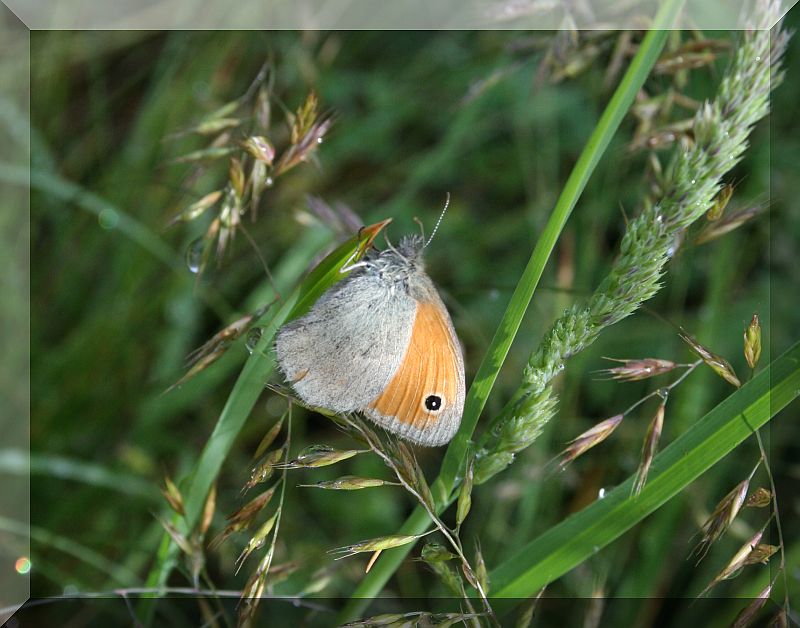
[
  {"xmin": 694, "ymin": 202, "xmax": 768, "ymax": 245},
  {"xmin": 559, "ymin": 414, "xmax": 623, "ymax": 469},
  {"xmin": 632, "ymin": 404, "xmax": 665, "ymax": 496},
  {"xmin": 744, "ymin": 314, "xmax": 762, "ymax": 369},
  {"xmin": 298, "ymin": 475, "xmax": 395, "ymax": 490},
  {"xmin": 331, "ymin": 533, "xmax": 429, "ymax": 559},
  {"xmin": 731, "ymin": 581, "xmax": 773, "ymax": 628},
  {"xmin": 242, "ymin": 136, "xmax": 276, "ymax": 165},
  {"xmin": 679, "ymin": 329, "xmax": 741, "ymax": 387},
  {"xmin": 700, "ymin": 529, "xmax": 765, "ymax": 595},
  {"xmin": 161, "ymin": 474, "xmax": 185, "ymax": 516},
  {"xmin": 707, "ymin": 182, "xmax": 734, "ymax": 220},
  {"xmin": 596, "ymin": 358, "xmax": 678, "ymax": 381},
  {"xmin": 254, "ymin": 417, "xmax": 285, "ymax": 460},
  {"xmin": 456, "ymin": 455, "xmax": 475, "ymax": 528},
  {"xmin": 745, "ymin": 487, "xmax": 772, "ymax": 508},
  {"xmin": 694, "ymin": 479, "xmax": 750, "ymax": 560},
  {"xmin": 281, "ymin": 444, "xmax": 364, "ymax": 469},
  {"xmin": 420, "ymin": 542, "xmax": 458, "ymax": 563}
]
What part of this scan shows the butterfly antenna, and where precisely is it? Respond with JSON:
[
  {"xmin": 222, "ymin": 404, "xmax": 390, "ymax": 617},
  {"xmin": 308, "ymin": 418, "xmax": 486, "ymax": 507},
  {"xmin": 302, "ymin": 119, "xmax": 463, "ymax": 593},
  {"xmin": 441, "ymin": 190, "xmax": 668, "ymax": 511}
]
[
  {"xmin": 425, "ymin": 192, "xmax": 450, "ymax": 248},
  {"xmin": 413, "ymin": 216, "xmax": 426, "ymax": 241}
]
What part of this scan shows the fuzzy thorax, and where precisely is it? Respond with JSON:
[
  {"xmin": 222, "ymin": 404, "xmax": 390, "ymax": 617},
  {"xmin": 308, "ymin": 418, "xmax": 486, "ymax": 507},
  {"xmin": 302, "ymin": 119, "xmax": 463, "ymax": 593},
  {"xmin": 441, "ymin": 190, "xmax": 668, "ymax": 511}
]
[{"xmin": 359, "ymin": 235, "xmax": 429, "ymax": 294}]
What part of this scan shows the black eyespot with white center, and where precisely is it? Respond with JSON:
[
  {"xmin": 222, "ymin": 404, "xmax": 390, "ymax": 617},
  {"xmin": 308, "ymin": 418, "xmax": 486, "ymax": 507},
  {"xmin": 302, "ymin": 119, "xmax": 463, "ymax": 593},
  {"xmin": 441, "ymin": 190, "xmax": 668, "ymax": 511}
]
[{"xmin": 425, "ymin": 395, "xmax": 442, "ymax": 412}]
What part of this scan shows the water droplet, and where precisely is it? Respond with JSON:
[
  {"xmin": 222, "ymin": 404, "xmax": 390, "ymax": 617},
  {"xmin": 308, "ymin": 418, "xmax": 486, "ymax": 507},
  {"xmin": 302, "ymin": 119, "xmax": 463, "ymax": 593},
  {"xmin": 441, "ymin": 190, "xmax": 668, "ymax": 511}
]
[
  {"xmin": 755, "ymin": 56, "xmax": 761, "ymax": 62},
  {"xmin": 186, "ymin": 238, "xmax": 204, "ymax": 274},
  {"xmin": 598, "ymin": 488, "xmax": 606, "ymax": 499},
  {"xmin": 316, "ymin": 137, "xmax": 323, "ymax": 144},
  {"xmin": 246, "ymin": 327, "xmax": 264, "ymax": 353},
  {"xmin": 63, "ymin": 584, "xmax": 78, "ymax": 596},
  {"xmin": 98, "ymin": 208, "xmax": 119, "ymax": 230},
  {"xmin": 690, "ymin": 179, "xmax": 696, "ymax": 185},
  {"xmin": 265, "ymin": 176, "xmax": 274, "ymax": 188}
]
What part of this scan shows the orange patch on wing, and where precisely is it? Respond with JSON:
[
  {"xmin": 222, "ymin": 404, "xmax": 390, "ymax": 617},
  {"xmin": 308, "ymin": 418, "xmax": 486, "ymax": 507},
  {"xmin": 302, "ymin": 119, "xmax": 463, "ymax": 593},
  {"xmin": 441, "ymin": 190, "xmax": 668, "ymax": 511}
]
[{"xmin": 368, "ymin": 301, "xmax": 460, "ymax": 430}]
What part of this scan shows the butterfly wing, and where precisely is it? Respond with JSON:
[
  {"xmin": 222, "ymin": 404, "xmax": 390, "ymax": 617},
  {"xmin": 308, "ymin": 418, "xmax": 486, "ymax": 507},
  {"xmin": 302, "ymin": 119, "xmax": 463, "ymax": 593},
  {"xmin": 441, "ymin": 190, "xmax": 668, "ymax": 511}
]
[
  {"xmin": 275, "ymin": 273, "xmax": 416, "ymax": 412},
  {"xmin": 363, "ymin": 296, "xmax": 465, "ymax": 447}
]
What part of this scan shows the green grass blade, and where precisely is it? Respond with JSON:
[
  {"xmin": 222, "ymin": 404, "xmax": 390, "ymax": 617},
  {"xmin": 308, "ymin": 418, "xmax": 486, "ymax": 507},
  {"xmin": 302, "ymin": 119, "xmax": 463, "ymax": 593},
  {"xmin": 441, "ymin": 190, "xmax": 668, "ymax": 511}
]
[
  {"xmin": 338, "ymin": 2, "xmax": 683, "ymax": 619},
  {"xmin": 146, "ymin": 228, "xmax": 382, "ymax": 590},
  {"xmin": 488, "ymin": 340, "xmax": 800, "ymax": 601},
  {"xmin": 0, "ymin": 164, "xmax": 181, "ymax": 271},
  {"xmin": 0, "ymin": 450, "xmax": 159, "ymax": 501}
]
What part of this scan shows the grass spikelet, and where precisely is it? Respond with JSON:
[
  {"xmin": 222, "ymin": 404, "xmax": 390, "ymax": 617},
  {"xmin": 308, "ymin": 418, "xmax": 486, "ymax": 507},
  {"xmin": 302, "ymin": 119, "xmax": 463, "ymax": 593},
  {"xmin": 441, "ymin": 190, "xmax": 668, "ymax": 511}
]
[
  {"xmin": 161, "ymin": 474, "xmax": 185, "ymax": 516},
  {"xmin": 705, "ymin": 182, "xmax": 734, "ymax": 221},
  {"xmin": 166, "ymin": 302, "xmax": 274, "ymax": 392},
  {"xmin": 243, "ymin": 447, "xmax": 285, "ymax": 491},
  {"xmin": 693, "ymin": 478, "xmax": 751, "ymax": 561},
  {"xmin": 559, "ymin": 414, "xmax": 624, "ymax": 469},
  {"xmin": 297, "ymin": 476, "xmax": 397, "ymax": 490},
  {"xmin": 744, "ymin": 487, "xmax": 772, "ymax": 508},
  {"xmin": 253, "ymin": 416, "xmax": 285, "ymax": 460},
  {"xmin": 456, "ymin": 455, "xmax": 474, "ymax": 528},
  {"xmin": 235, "ymin": 512, "xmax": 278, "ymax": 573},
  {"xmin": 242, "ymin": 136, "xmax": 276, "ymax": 165},
  {"xmin": 208, "ymin": 485, "xmax": 277, "ymax": 550},
  {"xmin": 595, "ymin": 358, "xmax": 679, "ymax": 381},
  {"xmin": 330, "ymin": 533, "xmax": 431, "ymax": 560},
  {"xmin": 767, "ymin": 609, "xmax": 788, "ymax": 628},
  {"xmin": 679, "ymin": 329, "xmax": 741, "ymax": 387},
  {"xmin": 474, "ymin": 541, "xmax": 489, "ymax": 594},
  {"xmin": 427, "ymin": 560, "xmax": 465, "ymax": 598},
  {"xmin": 731, "ymin": 580, "xmax": 774, "ymax": 628},
  {"xmin": 279, "ymin": 444, "xmax": 365, "ymax": 469},
  {"xmin": 200, "ymin": 482, "xmax": 216, "ymax": 537},
  {"xmin": 391, "ymin": 441, "xmax": 435, "ymax": 511},
  {"xmin": 744, "ymin": 314, "xmax": 762, "ymax": 369},
  {"xmin": 419, "ymin": 542, "xmax": 458, "ymax": 563},
  {"xmin": 698, "ymin": 528, "xmax": 767, "ymax": 597},
  {"xmin": 632, "ymin": 404, "xmax": 665, "ymax": 496},
  {"xmin": 167, "ymin": 189, "xmax": 223, "ymax": 226},
  {"xmin": 694, "ymin": 202, "xmax": 768, "ymax": 244}
]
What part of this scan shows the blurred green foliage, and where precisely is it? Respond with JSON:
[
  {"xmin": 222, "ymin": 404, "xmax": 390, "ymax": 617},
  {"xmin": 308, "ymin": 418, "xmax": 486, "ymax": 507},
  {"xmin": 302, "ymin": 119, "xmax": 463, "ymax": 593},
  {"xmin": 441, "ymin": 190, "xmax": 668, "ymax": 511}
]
[{"xmin": 16, "ymin": 19, "xmax": 800, "ymax": 626}]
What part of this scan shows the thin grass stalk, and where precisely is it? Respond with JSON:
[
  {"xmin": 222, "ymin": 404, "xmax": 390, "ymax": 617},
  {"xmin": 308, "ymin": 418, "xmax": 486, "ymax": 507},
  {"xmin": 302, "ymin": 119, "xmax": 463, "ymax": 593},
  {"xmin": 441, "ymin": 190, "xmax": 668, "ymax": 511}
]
[{"xmin": 338, "ymin": 1, "xmax": 682, "ymax": 618}]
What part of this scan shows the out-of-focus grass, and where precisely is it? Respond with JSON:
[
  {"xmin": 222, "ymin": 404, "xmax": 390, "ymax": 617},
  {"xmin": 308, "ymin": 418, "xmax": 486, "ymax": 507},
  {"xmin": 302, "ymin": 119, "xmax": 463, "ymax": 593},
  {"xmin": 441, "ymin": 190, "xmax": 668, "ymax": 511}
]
[{"xmin": 21, "ymin": 19, "xmax": 800, "ymax": 626}]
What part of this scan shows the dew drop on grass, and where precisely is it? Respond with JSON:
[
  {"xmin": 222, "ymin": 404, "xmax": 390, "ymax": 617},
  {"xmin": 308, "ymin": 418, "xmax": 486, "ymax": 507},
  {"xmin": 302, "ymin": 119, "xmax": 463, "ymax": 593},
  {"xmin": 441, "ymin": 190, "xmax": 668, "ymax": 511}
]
[
  {"xmin": 186, "ymin": 238, "xmax": 204, "ymax": 274},
  {"xmin": 265, "ymin": 176, "xmax": 274, "ymax": 188},
  {"xmin": 98, "ymin": 207, "xmax": 119, "ymax": 230},
  {"xmin": 246, "ymin": 327, "xmax": 264, "ymax": 353}
]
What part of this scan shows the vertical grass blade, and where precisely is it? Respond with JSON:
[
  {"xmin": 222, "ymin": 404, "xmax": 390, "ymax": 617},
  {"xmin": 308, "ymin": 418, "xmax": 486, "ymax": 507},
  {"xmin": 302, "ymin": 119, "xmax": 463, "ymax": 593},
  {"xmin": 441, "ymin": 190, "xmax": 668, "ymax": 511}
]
[{"xmin": 338, "ymin": 0, "xmax": 684, "ymax": 620}]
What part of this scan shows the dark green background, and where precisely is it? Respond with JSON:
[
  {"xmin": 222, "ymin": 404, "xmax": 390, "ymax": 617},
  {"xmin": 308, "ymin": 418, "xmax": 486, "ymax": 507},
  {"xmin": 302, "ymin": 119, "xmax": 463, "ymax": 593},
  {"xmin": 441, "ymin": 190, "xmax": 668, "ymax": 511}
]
[{"xmin": 19, "ymin": 19, "xmax": 800, "ymax": 626}]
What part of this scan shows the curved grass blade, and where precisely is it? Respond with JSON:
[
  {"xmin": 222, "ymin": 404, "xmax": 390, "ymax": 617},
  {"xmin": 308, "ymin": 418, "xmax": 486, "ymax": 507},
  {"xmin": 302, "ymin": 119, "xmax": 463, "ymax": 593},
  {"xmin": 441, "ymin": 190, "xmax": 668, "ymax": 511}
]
[
  {"xmin": 338, "ymin": 2, "xmax": 683, "ymax": 620},
  {"xmin": 487, "ymin": 341, "xmax": 800, "ymax": 601},
  {"xmin": 147, "ymin": 220, "xmax": 391, "ymax": 589}
]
